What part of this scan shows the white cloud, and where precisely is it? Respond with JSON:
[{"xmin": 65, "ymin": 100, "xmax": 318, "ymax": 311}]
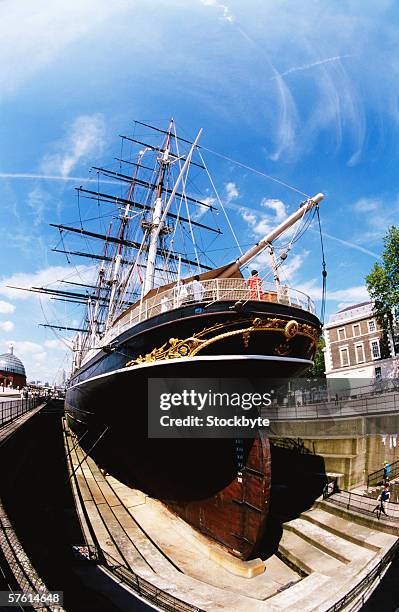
[
  {"xmin": 194, "ymin": 196, "xmax": 216, "ymax": 220},
  {"xmin": 27, "ymin": 186, "xmax": 52, "ymax": 226},
  {"xmin": 274, "ymin": 56, "xmax": 353, "ymax": 79},
  {"xmin": 0, "ymin": 0, "xmax": 129, "ymax": 96},
  {"xmin": 261, "ymin": 198, "xmax": 287, "ymax": 222},
  {"xmin": 225, "ymin": 182, "xmax": 239, "ymax": 202},
  {"xmin": 296, "ymin": 280, "xmax": 370, "ymax": 304},
  {"xmin": 0, "ymin": 301, "xmax": 15, "ymax": 314},
  {"xmin": 4, "ymin": 340, "xmax": 47, "ymax": 381},
  {"xmin": 240, "ymin": 197, "xmax": 288, "ymax": 238},
  {"xmin": 251, "ymin": 250, "xmax": 307, "ymax": 285},
  {"xmin": 1, "ymin": 339, "xmax": 72, "ymax": 383},
  {"xmin": 353, "ymin": 197, "xmax": 381, "ymax": 212},
  {"xmin": 0, "ymin": 321, "xmax": 14, "ymax": 332},
  {"xmin": 7, "ymin": 340, "xmax": 44, "ymax": 354},
  {"xmin": 269, "ymin": 70, "xmax": 299, "ymax": 161},
  {"xmin": 41, "ymin": 114, "xmax": 106, "ymax": 177},
  {"xmin": 200, "ymin": 0, "xmax": 235, "ymax": 23},
  {"xmin": 0, "ymin": 172, "xmax": 115, "ymax": 185},
  {"xmin": 328, "ymin": 286, "xmax": 370, "ymax": 302},
  {"xmin": 44, "ymin": 338, "xmax": 72, "ymax": 350},
  {"xmin": 0, "ymin": 265, "xmax": 95, "ymax": 300}
]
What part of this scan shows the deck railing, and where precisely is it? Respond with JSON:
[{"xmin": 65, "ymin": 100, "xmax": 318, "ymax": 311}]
[{"xmin": 101, "ymin": 278, "xmax": 315, "ymax": 347}]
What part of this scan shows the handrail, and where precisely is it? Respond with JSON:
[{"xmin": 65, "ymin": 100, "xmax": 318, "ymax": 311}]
[
  {"xmin": 325, "ymin": 538, "xmax": 399, "ymax": 612},
  {"xmin": 367, "ymin": 459, "xmax": 399, "ymax": 489},
  {"xmin": 104, "ymin": 551, "xmax": 203, "ymax": 612},
  {"xmin": 260, "ymin": 386, "xmax": 399, "ymax": 421},
  {"xmin": 65, "ymin": 423, "xmax": 203, "ymax": 612},
  {"xmin": 325, "ymin": 489, "xmax": 399, "ymax": 521},
  {"xmin": 0, "ymin": 396, "xmax": 45, "ymax": 428}
]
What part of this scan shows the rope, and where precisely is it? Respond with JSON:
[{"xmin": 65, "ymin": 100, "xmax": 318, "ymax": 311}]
[
  {"xmin": 199, "ymin": 145, "xmax": 310, "ymax": 198},
  {"xmin": 198, "ymin": 151, "xmax": 243, "ymax": 255},
  {"xmin": 316, "ymin": 206, "xmax": 327, "ymax": 325}
]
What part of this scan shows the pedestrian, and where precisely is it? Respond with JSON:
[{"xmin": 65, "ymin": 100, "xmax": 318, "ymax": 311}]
[
  {"xmin": 383, "ymin": 461, "xmax": 391, "ymax": 483},
  {"xmin": 175, "ymin": 279, "xmax": 188, "ymax": 307},
  {"xmin": 372, "ymin": 484, "xmax": 390, "ymax": 518},
  {"xmin": 160, "ymin": 294, "xmax": 169, "ymax": 313},
  {"xmin": 190, "ymin": 275, "xmax": 204, "ymax": 302},
  {"xmin": 247, "ymin": 270, "xmax": 263, "ymax": 299}
]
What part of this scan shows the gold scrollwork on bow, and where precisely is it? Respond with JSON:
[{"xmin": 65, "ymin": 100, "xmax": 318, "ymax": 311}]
[{"xmin": 125, "ymin": 316, "xmax": 319, "ymax": 365}]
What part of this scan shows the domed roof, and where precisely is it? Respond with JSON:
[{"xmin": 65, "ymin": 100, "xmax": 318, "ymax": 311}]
[{"xmin": 0, "ymin": 347, "xmax": 26, "ymax": 377}]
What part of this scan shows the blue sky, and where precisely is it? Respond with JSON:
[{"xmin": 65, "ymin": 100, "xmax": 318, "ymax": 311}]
[{"xmin": 1, "ymin": 0, "xmax": 398, "ymax": 382}]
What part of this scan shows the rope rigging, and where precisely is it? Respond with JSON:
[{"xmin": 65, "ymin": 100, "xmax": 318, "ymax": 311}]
[{"xmin": 316, "ymin": 205, "xmax": 327, "ymax": 325}]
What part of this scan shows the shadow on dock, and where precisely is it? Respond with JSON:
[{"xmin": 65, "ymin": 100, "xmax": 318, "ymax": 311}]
[
  {"xmin": 260, "ymin": 439, "xmax": 327, "ymax": 559},
  {"xmin": 0, "ymin": 401, "xmax": 126, "ymax": 611}
]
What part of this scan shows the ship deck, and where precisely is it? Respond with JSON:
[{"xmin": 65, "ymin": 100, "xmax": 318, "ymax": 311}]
[{"xmin": 64, "ymin": 419, "xmax": 399, "ymax": 611}]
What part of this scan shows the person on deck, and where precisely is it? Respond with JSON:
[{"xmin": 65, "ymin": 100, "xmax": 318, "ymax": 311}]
[
  {"xmin": 175, "ymin": 279, "xmax": 188, "ymax": 307},
  {"xmin": 247, "ymin": 270, "xmax": 263, "ymax": 299},
  {"xmin": 190, "ymin": 275, "xmax": 204, "ymax": 302}
]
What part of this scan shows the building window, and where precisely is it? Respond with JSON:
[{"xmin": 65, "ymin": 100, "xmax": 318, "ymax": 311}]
[
  {"xmin": 338, "ymin": 328, "xmax": 346, "ymax": 341},
  {"xmin": 370, "ymin": 339, "xmax": 381, "ymax": 359},
  {"xmin": 375, "ymin": 366, "xmax": 382, "ymax": 381},
  {"xmin": 340, "ymin": 347, "xmax": 350, "ymax": 367},
  {"xmin": 368, "ymin": 320, "xmax": 376, "ymax": 333},
  {"xmin": 355, "ymin": 343, "xmax": 365, "ymax": 364},
  {"xmin": 353, "ymin": 323, "xmax": 360, "ymax": 337}
]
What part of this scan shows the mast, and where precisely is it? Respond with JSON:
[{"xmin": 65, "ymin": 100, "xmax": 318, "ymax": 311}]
[
  {"xmin": 143, "ymin": 120, "xmax": 173, "ymax": 294},
  {"xmin": 219, "ymin": 193, "xmax": 325, "ymax": 278},
  {"xmin": 142, "ymin": 122, "xmax": 203, "ymax": 294},
  {"xmin": 105, "ymin": 150, "xmax": 145, "ymax": 328}
]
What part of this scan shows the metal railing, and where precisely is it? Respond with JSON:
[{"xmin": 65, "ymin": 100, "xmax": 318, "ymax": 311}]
[
  {"xmin": 270, "ymin": 437, "xmax": 316, "ymax": 455},
  {"xmin": 104, "ymin": 551, "xmax": 203, "ymax": 612},
  {"xmin": 66, "ymin": 423, "xmax": 203, "ymax": 612},
  {"xmin": 325, "ymin": 489, "xmax": 399, "ymax": 522},
  {"xmin": 323, "ymin": 476, "xmax": 339, "ymax": 499},
  {"xmin": 325, "ymin": 538, "xmax": 399, "ymax": 612},
  {"xmin": 0, "ymin": 396, "xmax": 45, "ymax": 428},
  {"xmin": 101, "ymin": 278, "xmax": 316, "ymax": 347},
  {"xmin": 367, "ymin": 460, "xmax": 399, "ymax": 489},
  {"xmin": 260, "ymin": 389, "xmax": 399, "ymax": 421}
]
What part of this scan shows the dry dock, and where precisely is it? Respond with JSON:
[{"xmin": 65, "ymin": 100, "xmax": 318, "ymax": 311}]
[
  {"xmin": 0, "ymin": 399, "xmax": 398, "ymax": 611},
  {"xmin": 65, "ymin": 420, "xmax": 398, "ymax": 611}
]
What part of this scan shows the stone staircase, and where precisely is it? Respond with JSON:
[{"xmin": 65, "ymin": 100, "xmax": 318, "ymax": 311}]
[{"xmin": 272, "ymin": 501, "xmax": 397, "ymax": 610}]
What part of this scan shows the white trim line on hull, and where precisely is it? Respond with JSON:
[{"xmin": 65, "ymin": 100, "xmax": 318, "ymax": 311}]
[{"xmin": 68, "ymin": 354, "xmax": 313, "ymax": 391}]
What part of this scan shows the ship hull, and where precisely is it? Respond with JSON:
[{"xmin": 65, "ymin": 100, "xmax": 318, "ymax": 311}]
[{"xmin": 65, "ymin": 301, "xmax": 320, "ymax": 559}]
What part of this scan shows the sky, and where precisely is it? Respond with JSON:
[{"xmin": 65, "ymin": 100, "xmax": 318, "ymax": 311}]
[{"xmin": 1, "ymin": 0, "xmax": 399, "ymax": 382}]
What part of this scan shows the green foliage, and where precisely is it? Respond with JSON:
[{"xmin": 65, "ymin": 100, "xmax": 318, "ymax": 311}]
[
  {"xmin": 304, "ymin": 337, "xmax": 326, "ymax": 378},
  {"xmin": 366, "ymin": 225, "xmax": 399, "ymax": 357}
]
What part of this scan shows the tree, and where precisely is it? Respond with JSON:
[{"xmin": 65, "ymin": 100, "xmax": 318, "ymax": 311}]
[
  {"xmin": 306, "ymin": 337, "xmax": 326, "ymax": 378},
  {"xmin": 366, "ymin": 225, "xmax": 399, "ymax": 356}
]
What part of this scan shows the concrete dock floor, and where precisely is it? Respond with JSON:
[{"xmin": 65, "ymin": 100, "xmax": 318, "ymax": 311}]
[{"xmin": 65, "ymin": 420, "xmax": 399, "ymax": 611}]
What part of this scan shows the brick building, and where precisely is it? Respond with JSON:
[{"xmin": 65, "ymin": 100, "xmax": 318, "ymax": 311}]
[{"xmin": 324, "ymin": 301, "xmax": 398, "ymax": 382}]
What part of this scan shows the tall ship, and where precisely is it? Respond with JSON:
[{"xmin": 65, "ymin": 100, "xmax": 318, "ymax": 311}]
[{"xmin": 30, "ymin": 121, "xmax": 325, "ymax": 560}]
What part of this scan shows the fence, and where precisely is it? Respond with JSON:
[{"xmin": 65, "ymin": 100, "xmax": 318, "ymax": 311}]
[
  {"xmin": 261, "ymin": 389, "xmax": 399, "ymax": 421},
  {"xmin": 325, "ymin": 538, "xmax": 399, "ymax": 612},
  {"xmin": 323, "ymin": 476, "xmax": 339, "ymax": 499},
  {"xmin": 104, "ymin": 551, "xmax": 203, "ymax": 612},
  {"xmin": 0, "ymin": 397, "xmax": 45, "ymax": 428},
  {"xmin": 325, "ymin": 489, "xmax": 399, "ymax": 522},
  {"xmin": 367, "ymin": 460, "xmax": 399, "ymax": 489},
  {"xmin": 66, "ymin": 424, "xmax": 203, "ymax": 612}
]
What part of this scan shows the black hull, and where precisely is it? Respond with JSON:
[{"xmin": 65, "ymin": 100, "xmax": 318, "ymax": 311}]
[{"xmin": 65, "ymin": 301, "xmax": 320, "ymax": 558}]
